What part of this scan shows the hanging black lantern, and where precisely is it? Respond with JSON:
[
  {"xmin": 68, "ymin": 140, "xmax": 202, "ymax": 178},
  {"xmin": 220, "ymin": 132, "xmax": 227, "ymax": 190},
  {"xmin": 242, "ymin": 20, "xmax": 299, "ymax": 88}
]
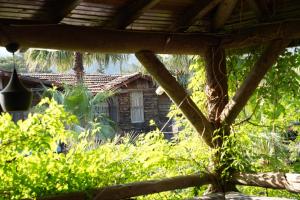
[{"xmin": 0, "ymin": 43, "xmax": 33, "ymax": 112}]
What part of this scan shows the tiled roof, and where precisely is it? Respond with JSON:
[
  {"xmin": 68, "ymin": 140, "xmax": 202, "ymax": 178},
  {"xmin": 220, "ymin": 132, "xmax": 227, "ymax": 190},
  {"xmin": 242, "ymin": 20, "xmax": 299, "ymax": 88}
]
[{"xmin": 19, "ymin": 72, "xmax": 148, "ymax": 93}]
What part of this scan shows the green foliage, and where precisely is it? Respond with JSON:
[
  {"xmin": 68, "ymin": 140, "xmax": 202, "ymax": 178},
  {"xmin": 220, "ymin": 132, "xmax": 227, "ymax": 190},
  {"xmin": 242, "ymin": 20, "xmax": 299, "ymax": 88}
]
[
  {"xmin": 0, "ymin": 54, "xmax": 27, "ymax": 72},
  {"xmin": 1, "ymin": 48, "xmax": 300, "ymax": 199},
  {"xmin": 227, "ymin": 48, "xmax": 300, "ymax": 172},
  {"xmin": 170, "ymin": 49, "xmax": 300, "ymax": 175},
  {"xmin": 43, "ymin": 85, "xmax": 116, "ymax": 140},
  {"xmin": 0, "ymin": 99, "xmax": 210, "ymax": 199}
]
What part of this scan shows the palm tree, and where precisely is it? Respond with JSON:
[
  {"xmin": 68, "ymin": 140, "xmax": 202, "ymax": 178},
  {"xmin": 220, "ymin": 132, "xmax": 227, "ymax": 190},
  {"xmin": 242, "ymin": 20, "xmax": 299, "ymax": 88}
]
[
  {"xmin": 43, "ymin": 85, "xmax": 116, "ymax": 140},
  {"xmin": 24, "ymin": 50, "xmax": 128, "ymax": 82}
]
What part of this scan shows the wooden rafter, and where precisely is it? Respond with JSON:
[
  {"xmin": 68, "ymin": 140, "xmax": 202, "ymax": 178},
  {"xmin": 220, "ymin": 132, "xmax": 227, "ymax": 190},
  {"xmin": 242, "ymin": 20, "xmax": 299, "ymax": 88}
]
[
  {"xmin": 213, "ymin": 0, "xmax": 239, "ymax": 30},
  {"xmin": 222, "ymin": 20, "xmax": 300, "ymax": 49},
  {"xmin": 135, "ymin": 50, "xmax": 215, "ymax": 148},
  {"xmin": 40, "ymin": 0, "xmax": 81, "ymax": 23},
  {"xmin": 104, "ymin": 0, "xmax": 160, "ymax": 29},
  {"xmin": 0, "ymin": 24, "xmax": 217, "ymax": 54},
  {"xmin": 220, "ymin": 39, "xmax": 290, "ymax": 126},
  {"xmin": 169, "ymin": 0, "xmax": 222, "ymax": 32},
  {"xmin": 247, "ymin": 0, "xmax": 272, "ymax": 21}
]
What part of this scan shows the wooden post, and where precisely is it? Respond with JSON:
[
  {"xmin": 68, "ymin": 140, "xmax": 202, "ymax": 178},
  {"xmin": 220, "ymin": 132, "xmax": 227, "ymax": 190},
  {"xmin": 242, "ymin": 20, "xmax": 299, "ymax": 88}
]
[
  {"xmin": 203, "ymin": 45, "xmax": 232, "ymax": 192},
  {"xmin": 204, "ymin": 46, "xmax": 228, "ymax": 127},
  {"xmin": 135, "ymin": 50, "xmax": 215, "ymax": 148},
  {"xmin": 220, "ymin": 39, "xmax": 290, "ymax": 126}
]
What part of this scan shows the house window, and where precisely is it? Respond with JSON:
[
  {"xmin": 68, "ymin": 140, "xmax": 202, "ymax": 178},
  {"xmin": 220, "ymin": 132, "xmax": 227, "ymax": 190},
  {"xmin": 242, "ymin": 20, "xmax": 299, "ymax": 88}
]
[
  {"xmin": 130, "ymin": 91, "xmax": 144, "ymax": 123},
  {"xmin": 108, "ymin": 96, "xmax": 119, "ymax": 122},
  {"xmin": 10, "ymin": 111, "xmax": 29, "ymax": 122},
  {"xmin": 94, "ymin": 101, "xmax": 109, "ymax": 118}
]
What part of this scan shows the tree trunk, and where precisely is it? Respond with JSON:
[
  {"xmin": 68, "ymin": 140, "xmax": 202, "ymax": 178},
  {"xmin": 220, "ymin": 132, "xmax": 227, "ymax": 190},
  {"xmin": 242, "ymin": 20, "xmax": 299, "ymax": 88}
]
[
  {"xmin": 204, "ymin": 46, "xmax": 234, "ymax": 192},
  {"xmin": 73, "ymin": 51, "xmax": 84, "ymax": 83}
]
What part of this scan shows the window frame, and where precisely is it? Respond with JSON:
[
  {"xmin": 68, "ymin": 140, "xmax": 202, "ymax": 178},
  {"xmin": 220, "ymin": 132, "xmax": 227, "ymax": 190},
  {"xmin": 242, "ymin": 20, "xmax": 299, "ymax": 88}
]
[{"xmin": 130, "ymin": 91, "xmax": 144, "ymax": 123}]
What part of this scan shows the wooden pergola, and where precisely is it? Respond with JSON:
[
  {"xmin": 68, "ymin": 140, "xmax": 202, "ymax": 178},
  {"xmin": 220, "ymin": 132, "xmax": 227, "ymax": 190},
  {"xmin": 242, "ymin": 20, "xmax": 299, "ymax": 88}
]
[{"xmin": 1, "ymin": 0, "xmax": 300, "ymax": 199}]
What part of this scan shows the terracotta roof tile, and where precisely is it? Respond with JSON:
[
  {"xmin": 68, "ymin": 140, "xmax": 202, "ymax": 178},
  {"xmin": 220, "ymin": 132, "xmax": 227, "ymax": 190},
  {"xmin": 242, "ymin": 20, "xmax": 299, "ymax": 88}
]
[{"xmin": 19, "ymin": 72, "xmax": 146, "ymax": 93}]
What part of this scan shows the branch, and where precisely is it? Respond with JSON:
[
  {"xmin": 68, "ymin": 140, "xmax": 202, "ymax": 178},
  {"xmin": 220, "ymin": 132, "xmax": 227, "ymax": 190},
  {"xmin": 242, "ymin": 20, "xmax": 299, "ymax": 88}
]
[{"xmin": 233, "ymin": 98, "xmax": 260, "ymax": 126}]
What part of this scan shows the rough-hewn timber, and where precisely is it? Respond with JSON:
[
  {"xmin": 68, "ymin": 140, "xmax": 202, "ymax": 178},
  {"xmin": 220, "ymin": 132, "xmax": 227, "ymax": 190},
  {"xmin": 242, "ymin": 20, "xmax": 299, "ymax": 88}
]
[
  {"xmin": 233, "ymin": 173, "xmax": 300, "ymax": 193},
  {"xmin": 135, "ymin": 50, "xmax": 215, "ymax": 147},
  {"xmin": 0, "ymin": 24, "xmax": 216, "ymax": 54},
  {"xmin": 1, "ymin": 21, "xmax": 300, "ymax": 54},
  {"xmin": 247, "ymin": 0, "xmax": 272, "ymax": 21},
  {"xmin": 40, "ymin": 173, "xmax": 212, "ymax": 200},
  {"xmin": 170, "ymin": 0, "xmax": 222, "ymax": 32},
  {"xmin": 204, "ymin": 46, "xmax": 228, "ymax": 126},
  {"xmin": 104, "ymin": 0, "xmax": 160, "ymax": 29},
  {"xmin": 221, "ymin": 20, "xmax": 300, "ymax": 49},
  {"xmin": 189, "ymin": 192, "xmax": 294, "ymax": 199},
  {"xmin": 213, "ymin": 0, "xmax": 239, "ymax": 30},
  {"xmin": 220, "ymin": 39, "xmax": 290, "ymax": 126},
  {"xmin": 40, "ymin": 173, "xmax": 300, "ymax": 200}
]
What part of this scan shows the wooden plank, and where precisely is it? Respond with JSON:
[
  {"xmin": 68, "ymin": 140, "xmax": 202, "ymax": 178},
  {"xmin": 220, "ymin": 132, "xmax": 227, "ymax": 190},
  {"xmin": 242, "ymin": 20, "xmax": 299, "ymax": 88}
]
[
  {"xmin": 220, "ymin": 39, "xmax": 290, "ymax": 126},
  {"xmin": 135, "ymin": 50, "xmax": 215, "ymax": 147},
  {"xmin": 0, "ymin": 24, "xmax": 217, "ymax": 54},
  {"xmin": 104, "ymin": 0, "xmax": 160, "ymax": 29},
  {"xmin": 213, "ymin": 0, "xmax": 239, "ymax": 30},
  {"xmin": 170, "ymin": 0, "xmax": 222, "ymax": 32}
]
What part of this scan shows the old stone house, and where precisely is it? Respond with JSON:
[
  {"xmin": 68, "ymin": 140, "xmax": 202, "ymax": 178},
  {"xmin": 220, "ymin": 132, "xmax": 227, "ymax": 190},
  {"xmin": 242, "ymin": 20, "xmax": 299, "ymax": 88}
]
[{"xmin": 0, "ymin": 70, "xmax": 173, "ymax": 134}]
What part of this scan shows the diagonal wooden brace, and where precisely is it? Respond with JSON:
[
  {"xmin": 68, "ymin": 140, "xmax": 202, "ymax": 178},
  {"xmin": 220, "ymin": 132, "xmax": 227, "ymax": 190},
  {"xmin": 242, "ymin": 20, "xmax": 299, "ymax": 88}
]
[
  {"xmin": 135, "ymin": 50, "xmax": 214, "ymax": 148},
  {"xmin": 220, "ymin": 39, "xmax": 291, "ymax": 126}
]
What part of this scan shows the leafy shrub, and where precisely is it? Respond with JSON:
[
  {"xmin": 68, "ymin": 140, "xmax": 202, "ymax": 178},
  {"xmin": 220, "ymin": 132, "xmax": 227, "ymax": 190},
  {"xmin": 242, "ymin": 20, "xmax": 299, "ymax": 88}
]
[{"xmin": 0, "ymin": 98, "xmax": 210, "ymax": 199}]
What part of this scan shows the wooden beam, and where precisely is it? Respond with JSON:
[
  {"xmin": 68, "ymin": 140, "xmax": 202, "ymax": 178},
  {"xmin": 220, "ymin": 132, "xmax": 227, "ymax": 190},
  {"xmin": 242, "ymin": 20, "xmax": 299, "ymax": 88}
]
[
  {"xmin": 0, "ymin": 19, "xmax": 47, "ymax": 25},
  {"xmin": 220, "ymin": 39, "xmax": 290, "ymax": 126},
  {"xmin": 170, "ymin": 0, "xmax": 222, "ymax": 32},
  {"xmin": 222, "ymin": 20, "xmax": 300, "ymax": 49},
  {"xmin": 1, "ymin": 20, "xmax": 300, "ymax": 54},
  {"xmin": 40, "ymin": 172, "xmax": 300, "ymax": 200},
  {"xmin": 41, "ymin": 173, "xmax": 212, "ymax": 200},
  {"xmin": 0, "ymin": 24, "xmax": 217, "ymax": 54},
  {"xmin": 135, "ymin": 50, "xmax": 215, "ymax": 147},
  {"xmin": 104, "ymin": 0, "xmax": 160, "ymax": 29},
  {"xmin": 213, "ymin": 0, "xmax": 239, "ymax": 30},
  {"xmin": 233, "ymin": 173, "xmax": 300, "ymax": 193}
]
